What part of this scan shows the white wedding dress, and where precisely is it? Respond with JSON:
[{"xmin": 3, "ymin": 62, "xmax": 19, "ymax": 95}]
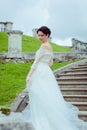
[{"xmin": 0, "ymin": 47, "xmax": 87, "ymax": 130}]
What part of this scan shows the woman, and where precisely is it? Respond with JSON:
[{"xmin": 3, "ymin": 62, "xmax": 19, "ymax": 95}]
[
  {"xmin": 26, "ymin": 26, "xmax": 53, "ymax": 85},
  {"xmin": 25, "ymin": 26, "xmax": 87, "ymax": 130},
  {"xmin": 0, "ymin": 26, "xmax": 87, "ymax": 130}
]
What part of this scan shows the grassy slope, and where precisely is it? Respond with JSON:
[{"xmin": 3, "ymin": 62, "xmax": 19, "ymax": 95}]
[
  {"xmin": 0, "ymin": 32, "xmax": 71, "ymax": 52},
  {"xmin": 0, "ymin": 32, "xmax": 8, "ymax": 52},
  {"xmin": 0, "ymin": 61, "xmax": 32, "ymax": 106}
]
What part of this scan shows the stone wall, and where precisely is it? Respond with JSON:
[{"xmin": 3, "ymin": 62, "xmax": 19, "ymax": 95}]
[
  {"xmin": 53, "ymin": 52, "xmax": 87, "ymax": 62},
  {"xmin": 72, "ymin": 38, "xmax": 87, "ymax": 52},
  {"xmin": 0, "ymin": 52, "xmax": 87, "ymax": 63}
]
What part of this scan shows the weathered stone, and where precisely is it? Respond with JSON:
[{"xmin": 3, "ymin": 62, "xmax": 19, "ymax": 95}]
[
  {"xmin": 10, "ymin": 90, "xmax": 29, "ymax": 112},
  {"xmin": 72, "ymin": 38, "xmax": 87, "ymax": 52},
  {"xmin": 0, "ymin": 122, "xmax": 35, "ymax": 130},
  {"xmin": 32, "ymin": 28, "xmax": 38, "ymax": 37},
  {"xmin": 0, "ymin": 51, "xmax": 87, "ymax": 63},
  {"xmin": 0, "ymin": 21, "xmax": 13, "ymax": 32},
  {"xmin": 7, "ymin": 30, "xmax": 23, "ymax": 58}
]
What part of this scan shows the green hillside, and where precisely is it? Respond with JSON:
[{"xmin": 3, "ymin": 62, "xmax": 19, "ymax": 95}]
[
  {"xmin": 0, "ymin": 32, "xmax": 71, "ymax": 52},
  {"xmin": 0, "ymin": 32, "xmax": 8, "ymax": 52}
]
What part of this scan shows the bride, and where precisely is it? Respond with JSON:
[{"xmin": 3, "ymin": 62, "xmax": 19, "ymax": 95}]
[
  {"xmin": 26, "ymin": 26, "xmax": 87, "ymax": 130},
  {"xmin": 0, "ymin": 26, "xmax": 87, "ymax": 130}
]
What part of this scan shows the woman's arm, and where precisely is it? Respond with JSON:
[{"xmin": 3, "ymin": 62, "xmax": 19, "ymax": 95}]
[
  {"xmin": 26, "ymin": 55, "xmax": 45, "ymax": 83},
  {"xmin": 26, "ymin": 45, "xmax": 53, "ymax": 84},
  {"xmin": 48, "ymin": 57, "xmax": 53, "ymax": 66}
]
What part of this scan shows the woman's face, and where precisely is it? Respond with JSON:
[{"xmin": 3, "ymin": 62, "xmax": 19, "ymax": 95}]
[{"xmin": 37, "ymin": 31, "xmax": 49, "ymax": 43}]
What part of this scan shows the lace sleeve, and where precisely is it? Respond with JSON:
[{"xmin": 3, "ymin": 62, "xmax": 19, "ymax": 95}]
[
  {"xmin": 48, "ymin": 57, "xmax": 53, "ymax": 66},
  {"xmin": 30, "ymin": 54, "xmax": 44, "ymax": 70},
  {"xmin": 26, "ymin": 48, "xmax": 53, "ymax": 80},
  {"xmin": 26, "ymin": 49, "xmax": 49, "ymax": 79}
]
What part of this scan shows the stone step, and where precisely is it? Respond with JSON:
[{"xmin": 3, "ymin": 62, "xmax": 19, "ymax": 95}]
[
  {"xmin": 78, "ymin": 111, "xmax": 87, "ymax": 122},
  {"xmin": 78, "ymin": 63, "xmax": 87, "ymax": 66},
  {"xmin": 63, "ymin": 95, "xmax": 87, "ymax": 102},
  {"xmin": 70, "ymin": 102, "xmax": 87, "ymax": 111},
  {"xmin": 56, "ymin": 77, "xmax": 87, "ymax": 82},
  {"xmin": 71, "ymin": 66, "xmax": 87, "ymax": 69},
  {"xmin": 59, "ymin": 85, "xmax": 87, "ymax": 88},
  {"xmin": 64, "ymin": 68, "xmax": 87, "ymax": 73},
  {"xmin": 58, "ymin": 82, "xmax": 87, "ymax": 86},
  {"xmin": 64, "ymin": 71, "xmax": 87, "ymax": 74},
  {"xmin": 57, "ymin": 73, "xmax": 87, "ymax": 78},
  {"xmin": 60, "ymin": 88, "xmax": 87, "ymax": 95},
  {"xmin": 11, "ymin": 90, "xmax": 29, "ymax": 112},
  {"xmin": 55, "ymin": 61, "xmax": 87, "ymax": 122}
]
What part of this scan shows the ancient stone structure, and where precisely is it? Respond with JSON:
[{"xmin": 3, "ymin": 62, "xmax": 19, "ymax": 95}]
[
  {"xmin": 32, "ymin": 28, "xmax": 38, "ymax": 37},
  {"xmin": 0, "ymin": 21, "xmax": 13, "ymax": 32},
  {"xmin": 72, "ymin": 38, "xmax": 87, "ymax": 52},
  {"xmin": 7, "ymin": 30, "xmax": 23, "ymax": 58}
]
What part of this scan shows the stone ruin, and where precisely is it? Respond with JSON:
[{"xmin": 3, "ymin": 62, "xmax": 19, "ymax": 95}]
[
  {"xmin": 7, "ymin": 30, "xmax": 23, "ymax": 58},
  {"xmin": 72, "ymin": 38, "xmax": 87, "ymax": 52},
  {"xmin": 0, "ymin": 21, "xmax": 13, "ymax": 32},
  {"xmin": 0, "ymin": 21, "xmax": 23, "ymax": 58},
  {"xmin": 32, "ymin": 28, "xmax": 38, "ymax": 37}
]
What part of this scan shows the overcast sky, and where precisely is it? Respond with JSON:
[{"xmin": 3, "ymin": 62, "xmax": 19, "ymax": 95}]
[{"xmin": 0, "ymin": 0, "xmax": 87, "ymax": 46}]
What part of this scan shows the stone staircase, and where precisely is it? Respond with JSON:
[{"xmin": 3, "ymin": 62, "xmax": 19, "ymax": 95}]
[
  {"xmin": 3, "ymin": 59, "xmax": 86, "ymax": 130},
  {"xmin": 55, "ymin": 60, "xmax": 87, "ymax": 122}
]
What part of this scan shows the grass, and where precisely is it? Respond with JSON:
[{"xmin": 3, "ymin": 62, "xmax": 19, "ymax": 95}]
[
  {"xmin": 22, "ymin": 35, "xmax": 71, "ymax": 52},
  {"xmin": 0, "ymin": 60, "xmax": 33, "ymax": 106},
  {"xmin": 0, "ymin": 32, "xmax": 71, "ymax": 52},
  {"xmin": 0, "ymin": 59, "xmax": 79, "ymax": 107},
  {"xmin": 0, "ymin": 32, "xmax": 8, "ymax": 52}
]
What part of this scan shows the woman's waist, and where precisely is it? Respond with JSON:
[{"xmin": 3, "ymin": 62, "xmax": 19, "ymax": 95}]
[
  {"xmin": 39, "ymin": 61, "xmax": 49, "ymax": 64},
  {"xmin": 35, "ymin": 61, "xmax": 49, "ymax": 69}
]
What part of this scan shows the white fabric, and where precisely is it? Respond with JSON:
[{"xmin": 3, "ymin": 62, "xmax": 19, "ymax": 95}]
[
  {"xmin": 0, "ymin": 48, "xmax": 87, "ymax": 130},
  {"xmin": 30, "ymin": 48, "xmax": 54, "ymax": 69},
  {"xmin": 25, "ymin": 48, "xmax": 87, "ymax": 130}
]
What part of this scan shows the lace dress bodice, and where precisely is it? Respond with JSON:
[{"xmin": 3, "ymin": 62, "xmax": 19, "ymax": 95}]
[{"xmin": 31, "ymin": 47, "xmax": 54, "ymax": 69}]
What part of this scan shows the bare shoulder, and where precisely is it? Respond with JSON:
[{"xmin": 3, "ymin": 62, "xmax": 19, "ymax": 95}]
[{"xmin": 41, "ymin": 44, "xmax": 53, "ymax": 52}]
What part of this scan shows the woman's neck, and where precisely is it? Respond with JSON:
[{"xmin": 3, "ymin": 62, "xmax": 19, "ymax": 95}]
[{"xmin": 42, "ymin": 41, "xmax": 49, "ymax": 44}]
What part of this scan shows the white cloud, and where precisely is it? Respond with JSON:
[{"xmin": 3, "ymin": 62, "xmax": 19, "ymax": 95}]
[
  {"xmin": 52, "ymin": 38, "xmax": 72, "ymax": 47},
  {"xmin": 48, "ymin": 0, "xmax": 87, "ymax": 41},
  {"xmin": 11, "ymin": 0, "xmax": 50, "ymax": 35},
  {"xmin": 0, "ymin": 0, "xmax": 87, "ymax": 46}
]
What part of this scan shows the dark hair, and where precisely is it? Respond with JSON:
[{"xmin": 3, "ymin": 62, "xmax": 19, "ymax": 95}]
[{"xmin": 37, "ymin": 26, "xmax": 51, "ymax": 37}]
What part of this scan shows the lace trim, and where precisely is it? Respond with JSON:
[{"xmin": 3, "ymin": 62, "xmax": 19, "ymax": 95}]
[
  {"xmin": 39, "ymin": 47, "xmax": 53, "ymax": 53},
  {"xmin": 39, "ymin": 47, "xmax": 54, "ymax": 58}
]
